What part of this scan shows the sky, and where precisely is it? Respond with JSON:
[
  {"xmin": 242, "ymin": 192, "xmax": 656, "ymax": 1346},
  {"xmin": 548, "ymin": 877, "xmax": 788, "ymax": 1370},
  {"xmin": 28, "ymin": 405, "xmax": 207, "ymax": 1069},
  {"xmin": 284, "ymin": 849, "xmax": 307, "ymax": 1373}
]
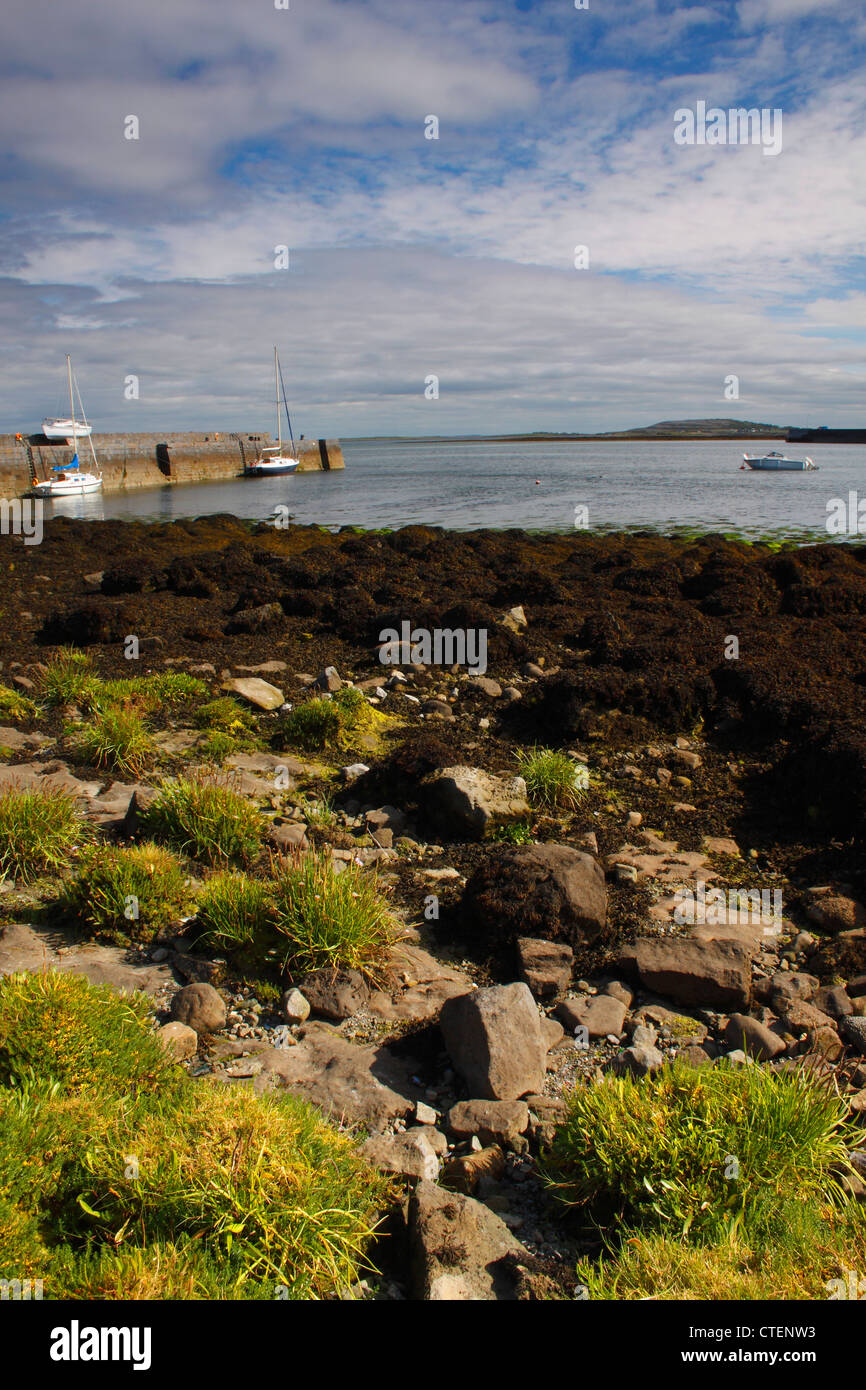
[{"xmin": 0, "ymin": 0, "xmax": 864, "ymax": 436}]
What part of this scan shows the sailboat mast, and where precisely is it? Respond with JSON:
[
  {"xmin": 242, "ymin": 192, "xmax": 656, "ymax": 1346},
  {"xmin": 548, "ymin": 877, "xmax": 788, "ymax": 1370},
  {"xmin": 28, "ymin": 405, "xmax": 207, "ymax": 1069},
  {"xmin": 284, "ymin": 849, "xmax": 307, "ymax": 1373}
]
[
  {"xmin": 277, "ymin": 352, "xmax": 297, "ymax": 456},
  {"xmin": 67, "ymin": 354, "xmax": 77, "ymax": 456},
  {"xmin": 73, "ymin": 365, "xmax": 100, "ymax": 470},
  {"xmin": 274, "ymin": 345, "xmax": 282, "ymax": 452}
]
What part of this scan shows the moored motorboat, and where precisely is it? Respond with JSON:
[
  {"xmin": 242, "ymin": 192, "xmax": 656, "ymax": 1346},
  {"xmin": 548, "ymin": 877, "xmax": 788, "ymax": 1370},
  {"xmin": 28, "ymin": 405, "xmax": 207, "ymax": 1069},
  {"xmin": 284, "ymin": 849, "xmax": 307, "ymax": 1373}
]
[
  {"xmin": 741, "ymin": 450, "xmax": 817, "ymax": 471},
  {"xmin": 244, "ymin": 347, "xmax": 300, "ymax": 476}
]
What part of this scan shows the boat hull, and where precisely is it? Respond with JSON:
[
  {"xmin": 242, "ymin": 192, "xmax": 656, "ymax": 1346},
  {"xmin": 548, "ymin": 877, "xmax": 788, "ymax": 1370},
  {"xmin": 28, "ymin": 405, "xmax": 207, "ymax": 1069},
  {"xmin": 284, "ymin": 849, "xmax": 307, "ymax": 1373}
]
[
  {"xmin": 41, "ymin": 419, "xmax": 93, "ymax": 441},
  {"xmin": 244, "ymin": 457, "xmax": 300, "ymax": 476},
  {"xmin": 26, "ymin": 474, "xmax": 103, "ymax": 497},
  {"xmin": 743, "ymin": 454, "xmax": 817, "ymax": 471}
]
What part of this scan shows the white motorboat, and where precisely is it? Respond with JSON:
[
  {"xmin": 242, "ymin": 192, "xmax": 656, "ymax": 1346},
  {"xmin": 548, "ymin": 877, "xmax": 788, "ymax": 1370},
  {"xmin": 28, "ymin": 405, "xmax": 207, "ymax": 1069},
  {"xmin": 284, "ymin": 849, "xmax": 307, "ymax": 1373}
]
[
  {"xmin": 27, "ymin": 356, "xmax": 103, "ymax": 498},
  {"xmin": 41, "ymin": 416, "xmax": 93, "ymax": 442},
  {"xmin": 741, "ymin": 450, "xmax": 817, "ymax": 472},
  {"xmin": 244, "ymin": 346, "xmax": 300, "ymax": 476}
]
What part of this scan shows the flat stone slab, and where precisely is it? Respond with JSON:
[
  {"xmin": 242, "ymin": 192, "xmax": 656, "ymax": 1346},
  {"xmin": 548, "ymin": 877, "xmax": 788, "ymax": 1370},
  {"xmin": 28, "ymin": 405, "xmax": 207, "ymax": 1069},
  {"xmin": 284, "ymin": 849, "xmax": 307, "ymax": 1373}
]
[
  {"xmin": 605, "ymin": 843, "xmax": 717, "ymax": 885},
  {"xmin": 650, "ymin": 894, "xmax": 785, "ymax": 951},
  {"xmin": 367, "ymin": 943, "xmax": 474, "ymax": 1024},
  {"xmin": 221, "ymin": 677, "xmax": 285, "ymax": 710},
  {"xmin": 235, "ymin": 661, "xmax": 289, "ymax": 674},
  {"xmin": 0, "ymin": 921, "xmax": 176, "ymax": 998},
  {"xmin": 224, "ymin": 751, "xmax": 326, "ymax": 781},
  {"xmin": 252, "ymin": 1022, "xmax": 425, "ymax": 1130},
  {"xmin": 0, "ymin": 726, "xmax": 52, "ymax": 752},
  {"xmin": 0, "ymin": 761, "xmax": 102, "ymax": 800}
]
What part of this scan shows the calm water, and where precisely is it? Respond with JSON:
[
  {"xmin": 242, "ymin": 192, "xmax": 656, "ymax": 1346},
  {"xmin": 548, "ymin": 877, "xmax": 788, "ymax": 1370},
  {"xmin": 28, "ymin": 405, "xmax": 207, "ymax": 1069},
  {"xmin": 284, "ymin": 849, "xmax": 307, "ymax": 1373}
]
[{"xmin": 35, "ymin": 439, "xmax": 866, "ymax": 540}]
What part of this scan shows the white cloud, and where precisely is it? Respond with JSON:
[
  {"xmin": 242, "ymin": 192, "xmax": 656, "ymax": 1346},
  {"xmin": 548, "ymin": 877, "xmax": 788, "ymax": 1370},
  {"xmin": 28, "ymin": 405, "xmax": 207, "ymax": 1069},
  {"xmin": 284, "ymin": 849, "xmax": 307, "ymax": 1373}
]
[
  {"xmin": 737, "ymin": 0, "xmax": 851, "ymax": 29},
  {"xmin": 3, "ymin": 249, "xmax": 863, "ymax": 435},
  {"xmin": 0, "ymin": 0, "xmax": 862, "ymax": 433}
]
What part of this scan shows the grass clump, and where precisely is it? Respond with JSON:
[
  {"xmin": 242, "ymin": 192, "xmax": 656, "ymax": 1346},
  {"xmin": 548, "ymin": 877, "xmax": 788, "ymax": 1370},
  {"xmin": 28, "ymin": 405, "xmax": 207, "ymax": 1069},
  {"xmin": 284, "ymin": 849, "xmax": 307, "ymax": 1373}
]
[
  {"xmin": 196, "ymin": 853, "xmax": 397, "ymax": 980},
  {"xmin": 91, "ymin": 672, "xmax": 210, "ymax": 715},
  {"xmin": 0, "ymin": 972, "xmax": 390, "ymax": 1299},
  {"xmin": 40, "ymin": 653, "xmax": 210, "ymax": 718},
  {"xmin": 40, "ymin": 648, "xmax": 97, "ymax": 707},
  {"xmin": 296, "ymin": 793, "xmax": 338, "ymax": 829},
  {"xmin": 141, "ymin": 773, "xmax": 265, "ymax": 866},
  {"xmin": 544, "ymin": 1060, "xmax": 865, "ymax": 1298},
  {"xmin": 0, "ymin": 786, "xmax": 89, "ymax": 883},
  {"xmin": 0, "ymin": 971, "xmax": 176, "ymax": 1097},
  {"xmin": 194, "ymin": 697, "xmax": 258, "ymax": 734},
  {"xmin": 280, "ymin": 697, "xmax": 342, "ymax": 751},
  {"xmin": 0, "ymin": 684, "xmax": 38, "ymax": 724},
  {"xmin": 59, "ymin": 843, "xmax": 193, "ymax": 944},
  {"xmin": 198, "ymin": 730, "xmax": 240, "ymax": 763},
  {"xmin": 196, "ymin": 872, "xmax": 272, "ymax": 956},
  {"xmin": 68, "ymin": 705, "xmax": 154, "ymax": 777},
  {"xmin": 194, "ymin": 697, "xmax": 261, "ymax": 762},
  {"xmin": 279, "ymin": 686, "xmax": 378, "ymax": 753},
  {"xmin": 546, "ymin": 1062, "xmax": 857, "ymax": 1240},
  {"xmin": 516, "ymin": 746, "xmax": 588, "ymax": 812},
  {"xmin": 269, "ymin": 852, "xmax": 397, "ymax": 979},
  {"xmin": 572, "ymin": 1198, "xmax": 866, "ymax": 1301}
]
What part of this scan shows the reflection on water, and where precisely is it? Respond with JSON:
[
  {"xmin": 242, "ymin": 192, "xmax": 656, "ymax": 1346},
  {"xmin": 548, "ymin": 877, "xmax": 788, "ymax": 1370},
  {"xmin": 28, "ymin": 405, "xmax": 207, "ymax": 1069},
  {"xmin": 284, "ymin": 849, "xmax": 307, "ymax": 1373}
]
[
  {"xmin": 33, "ymin": 440, "xmax": 866, "ymax": 540},
  {"xmin": 39, "ymin": 493, "xmax": 106, "ymax": 523}
]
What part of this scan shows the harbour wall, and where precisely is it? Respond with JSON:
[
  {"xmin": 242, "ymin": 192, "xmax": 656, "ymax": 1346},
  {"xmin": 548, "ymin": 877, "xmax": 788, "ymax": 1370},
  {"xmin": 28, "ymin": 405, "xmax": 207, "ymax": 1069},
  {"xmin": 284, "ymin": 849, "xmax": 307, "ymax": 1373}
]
[{"xmin": 0, "ymin": 431, "xmax": 344, "ymax": 496}]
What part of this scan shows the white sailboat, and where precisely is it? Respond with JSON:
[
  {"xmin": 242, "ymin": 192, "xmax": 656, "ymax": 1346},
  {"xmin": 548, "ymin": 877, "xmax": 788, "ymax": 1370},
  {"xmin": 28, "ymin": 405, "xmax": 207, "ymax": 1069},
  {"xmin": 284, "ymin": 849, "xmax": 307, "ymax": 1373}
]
[
  {"xmin": 28, "ymin": 357, "xmax": 103, "ymax": 497},
  {"xmin": 244, "ymin": 347, "xmax": 300, "ymax": 476},
  {"xmin": 41, "ymin": 417, "xmax": 93, "ymax": 442}
]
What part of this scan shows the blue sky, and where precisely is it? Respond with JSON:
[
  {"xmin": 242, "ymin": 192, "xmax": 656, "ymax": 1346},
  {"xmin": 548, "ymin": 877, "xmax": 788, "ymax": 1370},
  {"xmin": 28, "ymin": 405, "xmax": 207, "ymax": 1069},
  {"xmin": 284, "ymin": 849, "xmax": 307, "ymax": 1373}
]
[{"xmin": 0, "ymin": 0, "xmax": 864, "ymax": 434}]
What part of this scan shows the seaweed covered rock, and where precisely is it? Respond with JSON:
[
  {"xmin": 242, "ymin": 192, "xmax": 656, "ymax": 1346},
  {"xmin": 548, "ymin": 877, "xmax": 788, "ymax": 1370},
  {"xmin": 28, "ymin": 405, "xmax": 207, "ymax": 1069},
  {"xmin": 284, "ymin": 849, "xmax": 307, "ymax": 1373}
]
[{"xmin": 462, "ymin": 844, "xmax": 607, "ymax": 949}]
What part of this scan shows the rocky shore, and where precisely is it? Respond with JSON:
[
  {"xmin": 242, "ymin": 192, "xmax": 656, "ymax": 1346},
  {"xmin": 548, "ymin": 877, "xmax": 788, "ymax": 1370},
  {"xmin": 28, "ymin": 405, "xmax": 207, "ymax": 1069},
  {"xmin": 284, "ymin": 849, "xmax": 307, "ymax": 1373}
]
[{"xmin": 0, "ymin": 515, "xmax": 864, "ymax": 1300}]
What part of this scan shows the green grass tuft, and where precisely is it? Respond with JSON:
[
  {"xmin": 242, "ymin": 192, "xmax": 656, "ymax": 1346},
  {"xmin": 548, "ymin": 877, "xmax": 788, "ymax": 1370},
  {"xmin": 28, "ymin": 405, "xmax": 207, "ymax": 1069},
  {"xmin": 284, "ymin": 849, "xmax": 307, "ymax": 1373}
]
[
  {"xmin": 279, "ymin": 698, "xmax": 342, "ymax": 751},
  {"xmin": 194, "ymin": 697, "xmax": 257, "ymax": 733},
  {"xmin": 269, "ymin": 851, "xmax": 397, "ymax": 979},
  {"xmin": 40, "ymin": 649, "xmax": 97, "ymax": 707},
  {"xmin": 89, "ymin": 672, "xmax": 210, "ymax": 715},
  {"xmin": 0, "ymin": 971, "xmax": 177, "ymax": 1097},
  {"xmin": 0, "ymin": 786, "xmax": 90, "ymax": 883},
  {"xmin": 545, "ymin": 1060, "xmax": 860, "ymax": 1243},
  {"xmin": 141, "ymin": 773, "xmax": 266, "ymax": 866},
  {"xmin": 59, "ymin": 842, "xmax": 194, "ymax": 944},
  {"xmin": 68, "ymin": 705, "xmax": 154, "ymax": 777},
  {"xmin": 195, "ymin": 853, "xmax": 397, "ymax": 980},
  {"xmin": 279, "ymin": 686, "xmax": 376, "ymax": 753},
  {"xmin": 0, "ymin": 684, "xmax": 38, "ymax": 724},
  {"xmin": 516, "ymin": 746, "xmax": 588, "ymax": 812},
  {"xmin": 196, "ymin": 872, "xmax": 272, "ymax": 955},
  {"xmin": 489, "ymin": 820, "xmax": 534, "ymax": 845}
]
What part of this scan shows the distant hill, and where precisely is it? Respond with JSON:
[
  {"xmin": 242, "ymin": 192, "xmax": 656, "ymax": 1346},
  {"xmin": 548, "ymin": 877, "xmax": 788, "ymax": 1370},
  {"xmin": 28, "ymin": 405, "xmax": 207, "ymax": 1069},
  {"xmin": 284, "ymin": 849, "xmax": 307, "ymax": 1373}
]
[
  {"xmin": 517, "ymin": 419, "xmax": 787, "ymax": 441},
  {"xmin": 614, "ymin": 418, "xmax": 785, "ymax": 438}
]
